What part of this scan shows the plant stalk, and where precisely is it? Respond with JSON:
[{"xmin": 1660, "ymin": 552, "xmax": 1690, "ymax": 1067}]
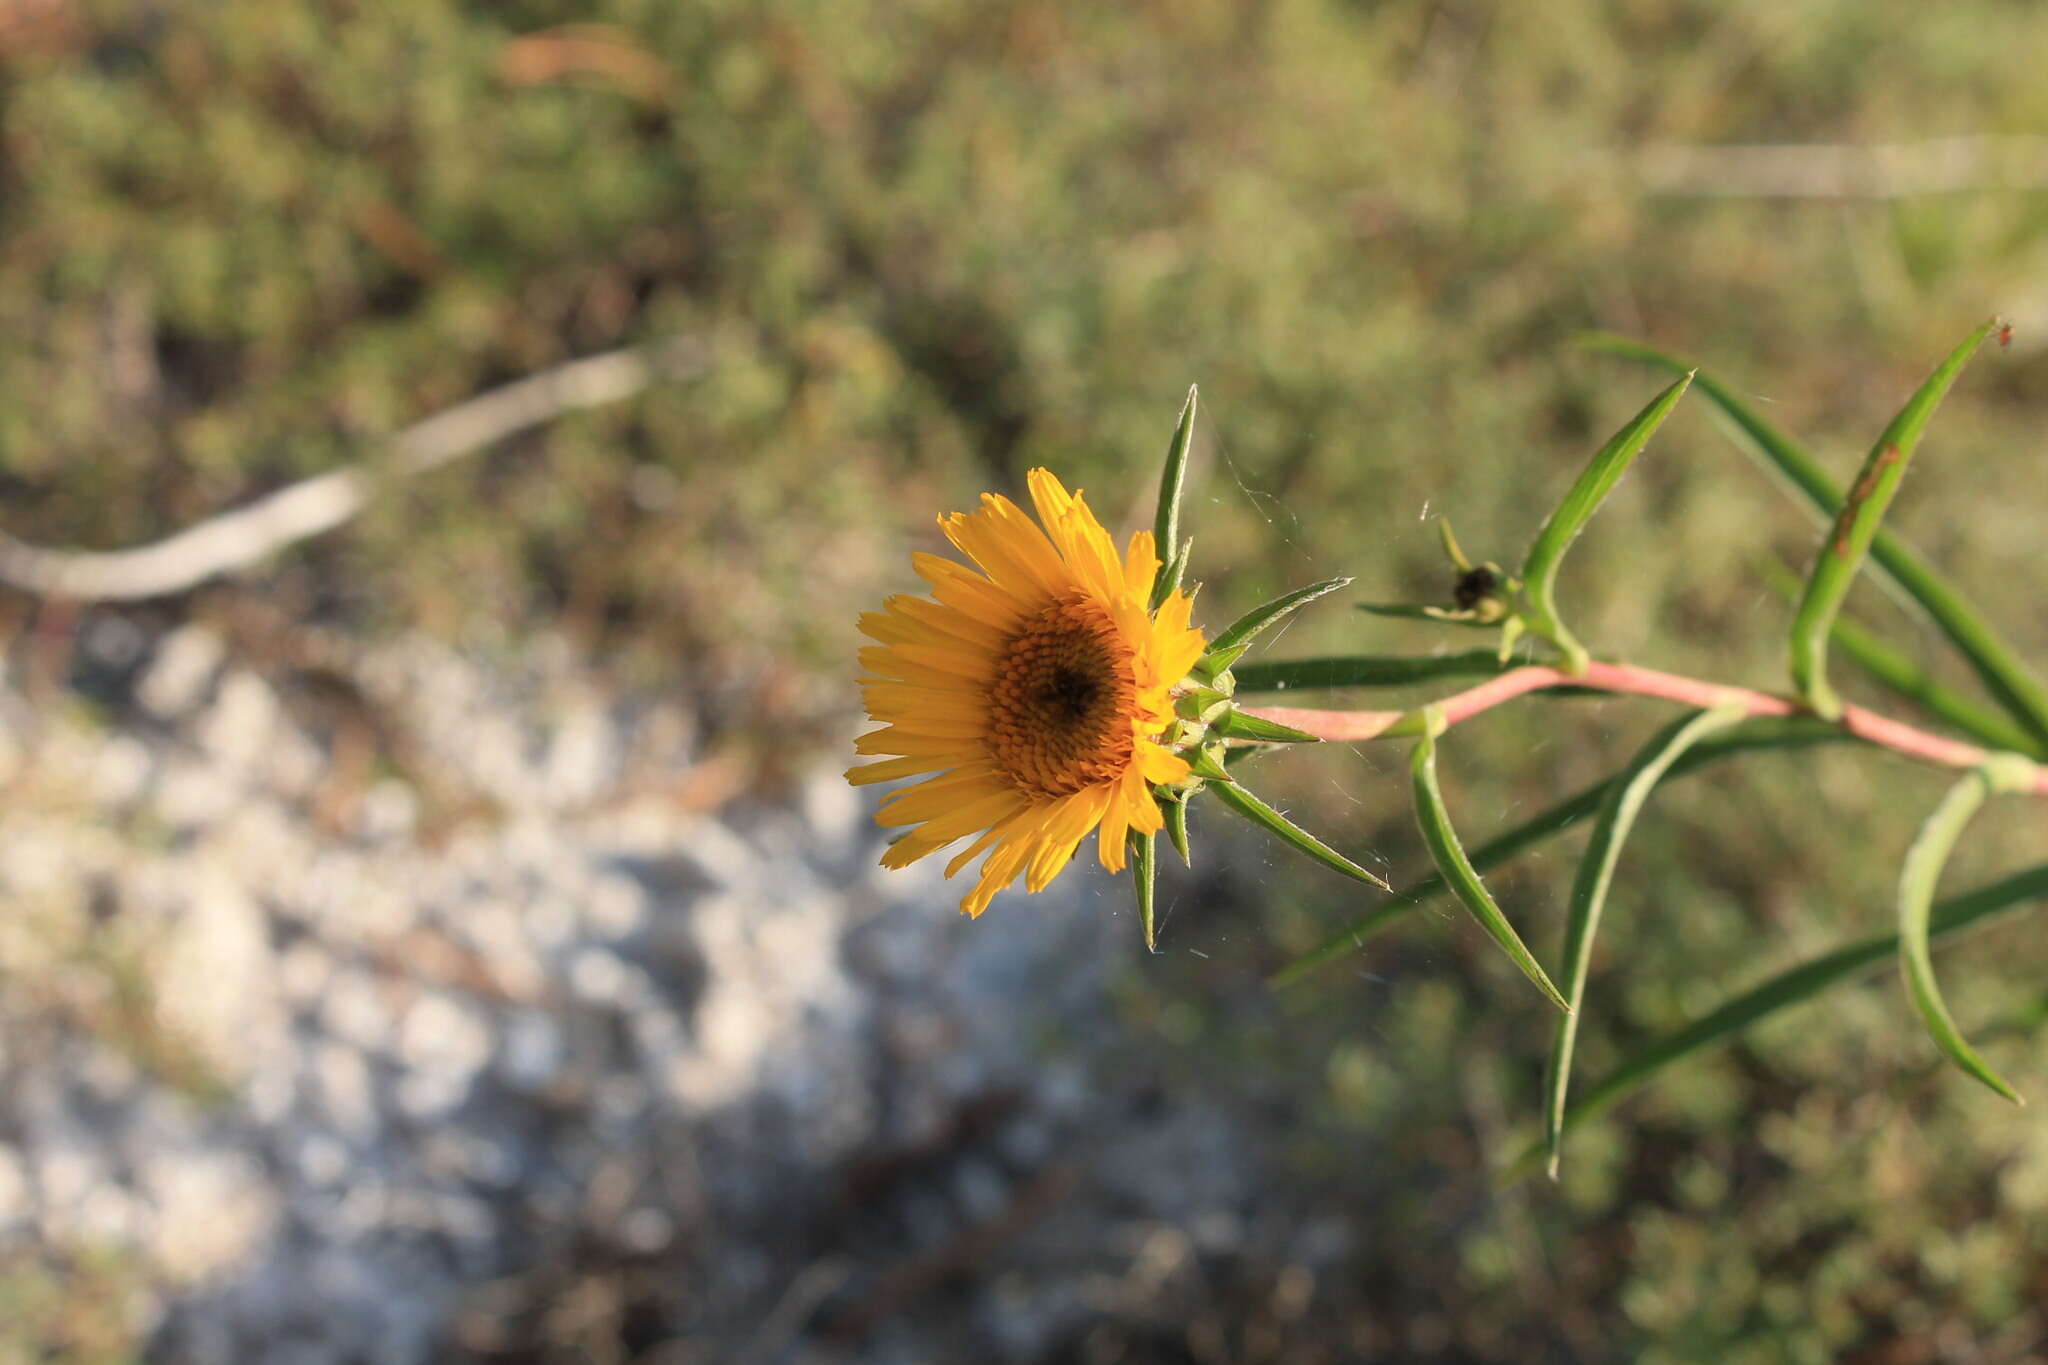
[{"xmin": 1241, "ymin": 660, "xmax": 2048, "ymax": 794}]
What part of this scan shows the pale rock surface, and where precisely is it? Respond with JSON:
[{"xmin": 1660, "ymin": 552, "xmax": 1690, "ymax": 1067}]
[{"xmin": 0, "ymin": 614, "xmax": 1276, "ymax": 1365}]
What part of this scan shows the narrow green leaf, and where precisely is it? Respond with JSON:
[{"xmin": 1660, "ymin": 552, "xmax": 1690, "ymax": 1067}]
[
  {"xmin": 1355, "ymin": 602, "xmax": 1497, "ymax": 628},
  {"xmin": 1543, "ymin": 703, "xmax": 1746, "ymax": 1176},
  {"xmin": 1209, "ymin": 778, "xmax": 1392, "ymax": 891},
  {"xmin": 1520, "ymin": 372, "xmax": 1694, "ymax": 673},
  {"xmin": 1503, "ymin": 862, "xmax": 2048, "ymax": 1183},
  {"xmin": 1131, "ymin": 830, "xmax": 1159, "ymax": 952},
  {"xmin": 1270, "ymin": 717, "xmax": 1845, "ymax": 988},
  {"xmin": 1438, "ymin": 517, "xmax": 1475, "ymax": 572},
  {"xmin": 1155, "ymin": 536, "xmax": 1193, "ymax": 610},
  {"xmin": 1233, "ymin": 650, "xmax": 1509, "ymax": 694},
  {"xmin": 1897, "ymin": 756, "xmax": 2036, "ymax": 1102},
  {"xmin": 1495, "ymin": 614, "xmax": 1526, "ymax": 665},
  {"xmin": 1204, "ymin": 577, "xmax": 1354, "ymax": 661},
  {"xmin": 1790, "ymin": 320, "xmax": 2002, "ymax": 718},
  {"xmin": 1757, "ymin": 556, "xmax": 2041, "ymax": 756},
  {"xmin": 1150, "ymin": 386, "xmax": 1199, "ymax": 611},
  {"xmin": 1163, "ymin": 793, "xmax": 1192, "ymax": 866},
  {"xmin": 1410, "ymin": 710, "xmax": 1570, "ymax": 1013},
  {"xmin": 1586, "ymin": 329, "xmax": 2048, "ymax": 751},
  {"xmin": 1211, "ymin": 709, "xmax": 1323, "ymax": 744}
]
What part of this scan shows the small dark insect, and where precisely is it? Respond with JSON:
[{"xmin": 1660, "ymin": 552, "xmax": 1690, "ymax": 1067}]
[
  {"xmin": 1453, "ymin": 565, "xmax": 1498, "ymax": 611},
  {"xmin": 1999, "ymin": 322, "xmax": 2014, "ymax": 348}
]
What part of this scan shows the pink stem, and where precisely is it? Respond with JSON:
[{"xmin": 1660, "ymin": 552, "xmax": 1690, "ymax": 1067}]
[{"xmin": 1243, "ymin": 661, "xmax": 2048, "ymax": 794}]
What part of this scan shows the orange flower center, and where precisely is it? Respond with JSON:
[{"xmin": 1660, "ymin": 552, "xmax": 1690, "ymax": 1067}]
[{"xmin": 987, "ymin": 596, "xmax": 1137, "ymax": 797}]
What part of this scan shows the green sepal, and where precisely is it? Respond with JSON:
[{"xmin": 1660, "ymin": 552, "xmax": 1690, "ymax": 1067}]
[
  {"xmin": 1207, "ymin": 778, "xmax": 1391, "ymax": 891},
  {"xmin": 1184, "ymin": 744, "xmax": 1234, "ymax": 783},
  {"xmin": 1192, "ymin": 643, "xmax": 1249, "ymax": 682},
  {"xmin": 1150, "ymin": 387, "xmax": 1199, "ymax": 612},
  {"xmin": 1130, "ymin": 830, "xmax": 1159, "ymax": 953},
  {"xmin": 1543, "ymin": 703, "xmax": 1746, "ymax": 1177},
  {"xmin": 1176, "ymin": 686, "xmax": 1234, "ymax": 724},
  {"xmin": 1162, "ymin": 792, "xmax": 1192, "ymax": 867},
  {"xmin": 1211, "ymin": 709, "xmax": 1323, "ymax": 744},
  {"xmin": 1410, "ymin": 710, "xmax": 1570, "ymax": 1012}
]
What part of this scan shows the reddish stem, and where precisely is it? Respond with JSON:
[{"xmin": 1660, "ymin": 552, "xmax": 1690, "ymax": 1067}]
[{"xmin": 1243, "ymin": 660, "xmax": 2048, "ymax": 794}]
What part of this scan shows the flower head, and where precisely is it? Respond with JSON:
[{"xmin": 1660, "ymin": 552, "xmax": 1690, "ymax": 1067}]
[{"xmin": 848, "ymin": 468, "xmax": 1207, "ymax": 916}]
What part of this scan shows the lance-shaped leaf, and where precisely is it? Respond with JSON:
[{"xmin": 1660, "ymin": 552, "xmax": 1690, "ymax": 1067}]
[
  {"xmin": 1897, "ymin": 755, "xmax": 2037, "ymax": 1102},
  {"xmin": 1410, "ymin": 709, "xmax": 1570, "ymax": 1013},
  {"xmin": 1789, "ymin": 320, "xmax": 2002, "ymax": 719},
  {"xmin": 1162, "ymin": 793, "xmax": 1192, "ymax": 866},
  {"xmin": 1586, "ymin": 330, "xmax": 2048, "ymax": 752},
  {"xmin": 1150, "ymin": 386, "xmax": 1199, "ymax": 611},
  {"xmin": 1211, "ymin": 709, "xmax": 1323, "ymax": 744},
  {"xmin": 1543, "ymin": 703, "xmax": 1745, "ymax": 1177},
  {"xmin": 1757, "ymin": 556, "xmax": 2039, "ymax": 756},
  {"xmin": 1269, "ymin": 716, "xmax": 1846, "ymax": 988},
  {"xmin": 1520, "ymin": 372, "xmax": 1693, "ymax": 673},
  {"xmin": 1355, "ymin": 602, "xmax": 1499, "ymax": 628},
  {"xmin": 1196, "ymin": 577, "xmax": 1353, "ymax": 679},
  {"xmin": 1208, "ymin": 777, "xmax": 1391, "ymax": 891},
  {"xmin": 1233, "ymin": 650, "xmax": 1510, "ymax": 693},
  {"xmin": 1503, "ymin": 862, "xmax": 2048, "ymax": 1183},
  {"xmin": 1130, "ymin": 830, "xmax": 1159, "ymax": 952},
  {"xmin": 1153, "ymin": 537, "xmax": 1194, "ymax": 613}
]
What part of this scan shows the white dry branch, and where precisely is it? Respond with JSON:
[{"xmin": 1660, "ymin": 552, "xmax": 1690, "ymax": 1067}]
[
  {"xmin": 0, "ymin": 336, "xmax": 707, "ymax": 602},
  {"xmin": 1606, "ymin": 135, "xmax": 2048, "ymax": 199}
]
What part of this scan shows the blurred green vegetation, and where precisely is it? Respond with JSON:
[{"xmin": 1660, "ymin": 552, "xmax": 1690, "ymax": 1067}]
[{"xmin": 9, "ymin": 0, "xmax": 2048, "ymax": 1357}]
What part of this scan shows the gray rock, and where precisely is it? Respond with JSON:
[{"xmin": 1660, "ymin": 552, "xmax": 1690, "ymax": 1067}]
[
  {"xmin": 1, "ymin": 623, "xmax": 1278, "ymax": 1365},
  {"xmin": 136, "ymin": 625, "xmax": 224, "ymax": 719}
]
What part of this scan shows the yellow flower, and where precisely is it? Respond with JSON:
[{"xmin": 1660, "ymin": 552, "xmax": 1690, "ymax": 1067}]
[{"xmin": 848, "ymin": 468, "xmax": 1208, "ymax": 917}]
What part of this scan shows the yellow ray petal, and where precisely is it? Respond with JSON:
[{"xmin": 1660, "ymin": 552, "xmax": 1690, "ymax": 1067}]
[
  {"xmin": 878, "ymin": 769, "xmax": 1015, "ymax": 826},
  {"xmin": 887, "ymin": 594, "xmax": 1009, "ymax": 650},
  {"xmin": 1137, "ymin": 741, "xmax": 1191, "ymax": 786},
  {"xmin": 1123, "ymin": 529, "xmax": 1161, "ymax": 597},
  {"xmin": 1096, "ymin": 783, "xmax": 1134, "ymax": 873},
  {"xmin": 1120, "ymin": 762, "xmax": 1166, "ymax": 834},
  {"xmin": 858, "ymin": 646, "xmax": 986, "ymax": 690},
  {"xmin": 846, "ymin": 753, "xmax": 975, "ymax": 787},
  {"xmin": 944, "ymin": 820, "xmax": 1011, "ymax": 879},
  {"xmin": 912, "ymin": 552, "xmax": 1029, "ymax": 629},
  {"xmin": 941, "ymin": 500, "xmax": 1067, "ymax": 604},
  {"xmin": 1025, "ymin": 786, "xmax": 1112, "ymax": 892},
  {"xmin": 855, "ymin": 725, "xmax": 988, "ymax": 756},
  {"xmin": 881, "ymin": 788, "xmax": 1033, "ymax": 863},
  {"xmin": 962, "ymin": 831, "xmax": 1041, "ymax": 917}
]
